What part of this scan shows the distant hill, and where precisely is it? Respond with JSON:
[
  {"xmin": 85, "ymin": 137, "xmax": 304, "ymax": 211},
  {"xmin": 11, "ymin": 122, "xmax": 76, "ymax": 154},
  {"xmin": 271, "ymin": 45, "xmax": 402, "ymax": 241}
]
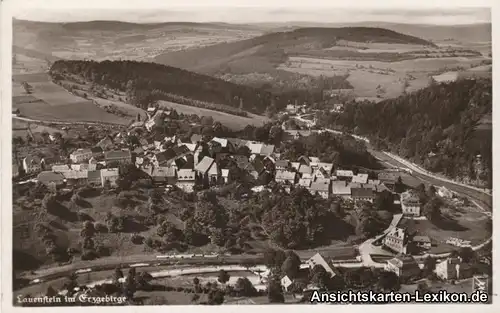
[
  {"xmin": 154, "ymin": 26, "xmax": 435, "ymax": 75},
  {"xmin": 13, "ymin": 18, "xmax": 260, "ymax": 32},
  {"xmin": 251, "ymin": 22, "xmax": 492, "ymax": 42}
]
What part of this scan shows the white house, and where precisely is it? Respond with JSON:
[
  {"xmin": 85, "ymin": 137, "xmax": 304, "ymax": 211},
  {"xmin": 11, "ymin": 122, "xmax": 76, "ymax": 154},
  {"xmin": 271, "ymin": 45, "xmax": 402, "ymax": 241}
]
[
  {"xmin": 100, "ymin": 168, "xmax": 119, "ymax": 188},
  {"xmin": 383, "ymin": 227, "xmax": 407, "ymax": 254},
  {"xmin": 281, "ymin": 275, "xmax": 293, "ymax": 292},
  {"xmin": 435, "ymin": 256, "xmax": 472, "ymax": 281},
  {"xmin": 400, "ymin": 190, "xmax": 421, "ymax": 217},
  {"xmin": 437, "ymin": 186, "xmax": 454, "ymax": 198},
  {"xmin": 22, "ymin": 155, "xmax": 41, "ymax": 174},
  {"xmin": 176, "ymin": 169, "xmax": 196, "ymax": 192},
  {"xmin": 70, "ymin": 148, "xmax": 93, "ymax": 163}
]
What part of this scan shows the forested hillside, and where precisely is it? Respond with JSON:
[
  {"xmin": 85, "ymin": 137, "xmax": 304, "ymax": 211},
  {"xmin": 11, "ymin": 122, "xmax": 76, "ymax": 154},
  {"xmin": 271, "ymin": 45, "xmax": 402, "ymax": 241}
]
[
  {"xmin": 320, "ymin": 78, "xmax": 492, "ymax": 187},
  {"xmin": 49, "ymin": 60, "xmax": 287, "ymax": 115}
]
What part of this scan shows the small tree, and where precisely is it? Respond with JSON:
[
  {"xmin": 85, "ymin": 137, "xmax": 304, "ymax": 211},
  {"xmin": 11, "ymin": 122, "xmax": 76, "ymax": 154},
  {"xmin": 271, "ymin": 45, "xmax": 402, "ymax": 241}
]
[{"xmin": 217, "ymin": 270, "xmax": 230, "ymax": 284}]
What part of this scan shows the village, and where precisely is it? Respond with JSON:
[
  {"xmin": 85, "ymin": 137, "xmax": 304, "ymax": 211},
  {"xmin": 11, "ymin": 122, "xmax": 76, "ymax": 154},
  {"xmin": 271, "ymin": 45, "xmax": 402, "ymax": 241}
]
[{"xmin": 12, "ymin": 102, "xmax": 492, "ymax": 303}]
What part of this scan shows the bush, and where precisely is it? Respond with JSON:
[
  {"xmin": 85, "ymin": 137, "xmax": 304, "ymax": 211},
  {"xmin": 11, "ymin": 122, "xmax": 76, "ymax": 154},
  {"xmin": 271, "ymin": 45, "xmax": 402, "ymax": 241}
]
[
  {"xmin": 94, "ymin": 222, "xmax": 108, "ymax": 233},
  {"xmin": 131, "ymin": 233, "xmax": 144, "ymax": 245},
  {"xmin": 81, "ymin": 250, "xmax": 99, "ymax": 261}
]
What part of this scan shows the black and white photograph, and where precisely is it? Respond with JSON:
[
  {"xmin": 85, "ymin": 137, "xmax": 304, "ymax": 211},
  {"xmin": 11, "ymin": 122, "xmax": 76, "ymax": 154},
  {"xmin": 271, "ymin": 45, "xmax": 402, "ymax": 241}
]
[{"xmin": 2, "ymin": 0, "xmax": 495, "ymax": 309}]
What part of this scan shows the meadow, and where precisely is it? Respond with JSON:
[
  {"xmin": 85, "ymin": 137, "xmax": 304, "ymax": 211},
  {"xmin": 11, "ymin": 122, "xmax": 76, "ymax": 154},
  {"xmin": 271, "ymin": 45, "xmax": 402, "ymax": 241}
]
[
  {"xmin": 157, "ymin": 100, "xmax": 270, "ymax": 131},
  {"xmin": 12, "ymin": 73, "xmax": 130, "ymax": 125}
]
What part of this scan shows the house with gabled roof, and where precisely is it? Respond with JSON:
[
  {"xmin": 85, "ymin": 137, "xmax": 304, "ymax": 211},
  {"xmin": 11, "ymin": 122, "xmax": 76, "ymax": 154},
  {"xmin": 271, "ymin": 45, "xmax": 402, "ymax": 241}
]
[
  {"xmin": 190, "ymin": 134, "xmax": 203, "ymax": 144},
  {"xmin": 101, "ymin": 168, "xmax": 119, "ymax": 188},
  {"xmin": 331, "ymin": 181, "xmax": 352, "ymax": 199},
  {"xmin": 314, "ymin": 167, "xmax": 330, "ymax": 180},
  {"xmin": 275, "ymin": 160, "xmax": 291, "ymax": 171},
  {"xmin": 298, "ymin": 164, "xmax": 313, "ymax": 175},
  {"xmin": 435, "ymin": 256, "xmax": 473, "ymax": 281},
  {"xmin": 298, "ymin": 177, "xmax": 312, "ymax": 188},
  {"xmin": 70, "ymin": 148, "xmax": 93, "ymax": 164},
  {"xmin": 22, "ymin": 155, "xmax": 41, "ymax": 174},
  {"xmin": 305, "ymin": 253, "xmax": 338, "ymax": 277},
  {"xmin": 176, "ymin": 169, "xmax": 196, "ymax": 192},
  {"xmin": 335, "ymin": 169, "xmax": 354, "ymax": 179},
  {"xmin": 275, "ymin": 170, "xmax": 297, "ymax": 185},
  {"xmin": 352, "ymin": 173, "xmax": 369, "ymax": 184},
  {"xmin": 104, "ymin": 150, "xmax": 132, "ymax": 165},
  {"xmin": 384, "ymin": 227, "xmax": 408, "ymax": 254},
  {"xmin": 378, "ymin": 172, "xmax": 400, "ymax": 189},
  {"xmin": 384, "ymin": 254, "xmax": 420, "ymax": 280},
  {"xmin": 309, "ymin": 181, "xmax": 330, "ymax": 199},
  {"xmin": 351, "ymin": 188, "xmax": 374, "ymax": 203},
  {"xmin": 297, "ymin": 155, "xmax": 312, "ymax": 166},
  {"xmin": 97, "ymin": 136, "xmax": 114, "ymax": 150},
  {"xmin": 151, "ymin": 166, "xmax": 177, "ymax": 186},
  {"xmin": 152, "ymin": 149, "xmax": 177, "ymax": 167},
  {"xmin": 221, "ymin": 169, "xmax": 230, "ymax": 184},
  {"xmin": 87, "ymin": 170, "xmax": 102, "ymax": 186}
]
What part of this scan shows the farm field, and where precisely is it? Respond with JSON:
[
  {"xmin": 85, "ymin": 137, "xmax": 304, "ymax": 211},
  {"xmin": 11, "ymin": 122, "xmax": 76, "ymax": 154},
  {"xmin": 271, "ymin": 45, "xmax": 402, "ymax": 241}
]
[
  {"xmin": 12, "ymin": 118, "xmax": 63, "ymax": 138},
  {"xmin": 12, "ymin": 73, "xmax": 130, "ymax": 125},
  {"xmin": 279, "ymin": 56, "xmax": 489, "ymax": 99},
  {"xmin": 157, "ymin": 100, "xmax": 270, "ymax": 131}
]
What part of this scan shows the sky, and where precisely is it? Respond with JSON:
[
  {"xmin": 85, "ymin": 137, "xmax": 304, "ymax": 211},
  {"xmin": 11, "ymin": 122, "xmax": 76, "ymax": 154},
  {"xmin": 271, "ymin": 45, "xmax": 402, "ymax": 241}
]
[{"xmin": 11, "ymin": 4, "xmax": 491, "ymax": 25}]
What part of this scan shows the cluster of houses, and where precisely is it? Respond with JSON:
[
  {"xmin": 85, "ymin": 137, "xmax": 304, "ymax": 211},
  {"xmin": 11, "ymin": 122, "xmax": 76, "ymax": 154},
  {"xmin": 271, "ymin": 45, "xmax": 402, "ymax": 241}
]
[{"xmin": 273, "ymin": 162, "xmax": 399, "ymax": 201}]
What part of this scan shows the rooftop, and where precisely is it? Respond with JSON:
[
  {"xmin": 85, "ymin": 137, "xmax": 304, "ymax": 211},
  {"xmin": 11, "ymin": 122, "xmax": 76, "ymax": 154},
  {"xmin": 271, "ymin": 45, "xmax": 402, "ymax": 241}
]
[
  {"xmin": 276, "ymin": 170, "xmax": 296, "ymax": 181},
  {"xmin": 104, "ymin": 150, "xmax": 131, "ymax": 159},
  {"xmin": 195, "ymin": 156, "xmax": 215, "ymax": 174}
]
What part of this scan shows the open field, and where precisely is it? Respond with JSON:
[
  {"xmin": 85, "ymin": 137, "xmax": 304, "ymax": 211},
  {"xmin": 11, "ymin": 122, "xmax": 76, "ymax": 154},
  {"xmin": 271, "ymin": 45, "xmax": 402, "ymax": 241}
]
[
  {"xmin": 157, "ymin": 100, "xmax": 270, "ymax": 131},
  {"xmin": 12, "ymin": 73, "xmax": 130, "ymax": 125},
  {"xmin": 398, "ymin": 208, "xmax": 490, "ymax": 254},
  {"xmin": 279, "ymin": 56, "xmax": 489, "ymax": 99}
]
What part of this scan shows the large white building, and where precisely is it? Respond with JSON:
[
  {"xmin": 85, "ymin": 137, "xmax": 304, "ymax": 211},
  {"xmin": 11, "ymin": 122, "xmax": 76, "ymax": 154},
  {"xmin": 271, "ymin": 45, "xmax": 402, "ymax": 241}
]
[
  {"xmin": 400, "ymin": 190, "xmax": 421, "ymax": 217},
  {"xmin": 70, "ymin": 148, "xmax": 93, "ymax": 164},
  {"xmin": 384, "ymin": 227, "xmax": 407, "ymax": 254}
]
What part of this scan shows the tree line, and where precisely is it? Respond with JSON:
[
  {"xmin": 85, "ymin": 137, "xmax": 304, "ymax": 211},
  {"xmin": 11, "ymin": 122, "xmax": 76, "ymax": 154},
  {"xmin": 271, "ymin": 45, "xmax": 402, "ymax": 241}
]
[{"xmin": 319, "ymin": 78, "xmax": 492, "ymax": 187}]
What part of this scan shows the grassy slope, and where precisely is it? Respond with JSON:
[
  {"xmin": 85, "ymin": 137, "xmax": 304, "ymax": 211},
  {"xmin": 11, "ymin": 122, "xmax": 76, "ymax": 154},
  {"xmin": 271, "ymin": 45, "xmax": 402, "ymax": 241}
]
[{"xmin": 12, "ymin": 73, "xmax": 131, "ymax": 125}]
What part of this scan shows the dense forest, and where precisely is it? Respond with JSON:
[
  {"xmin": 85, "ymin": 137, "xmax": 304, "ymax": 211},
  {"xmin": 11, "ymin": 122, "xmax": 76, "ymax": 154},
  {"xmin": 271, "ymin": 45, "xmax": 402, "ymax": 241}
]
[
  {"xmin": 49, "ymin": 60, "xmax": 298, "ymax": 115},
  {"xmin": 319, "ymin": 78, "xmax": 492, "ymax": 186}
]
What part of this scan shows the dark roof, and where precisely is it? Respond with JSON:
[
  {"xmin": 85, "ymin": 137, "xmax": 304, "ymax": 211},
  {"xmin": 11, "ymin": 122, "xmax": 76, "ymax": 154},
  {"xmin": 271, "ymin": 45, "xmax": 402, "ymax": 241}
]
[
  {"xmin": 91, "ymin": 147, "xmax": 103, "ymax": 153},
  {"xmin": 275, "ymin": 160, "xmax": 290, "ymax": 168},
  {"xmin": 155, "ymin": 149, "xmax": 177, "ymax": 163},
  {"xmin": 87, "ymin": 170, "xmax": 102, "ymax": 181},
  {"xmin": 233, "ymin": 155, "xmax": 250, "ymax": 169},
  {"xmin": 351, "ymin": 187, "xmax": 374, "ymax": 198},
  {"xmin": 104, "ymin": 150, "xmax": 131, "ymax": 160},
  {"xmin": 298, "ymin": 155, "xmax": 311, "ymax": 166},
  {"xmin": 173, "ymin": 145, "xmax": 190, "ymax": 155},
  {"xmin": 37, "ymin": 171, "xmax": 65, "ymax": 184},
  {"xmin": 227, "ymin": 137, "xmax": 248, "ymax": 147},
  {"xmin": 252, "ymin": 158, "xmax": 265, "ymax": 173},
  {"xmin": 190, "ymin": 134, "xmax": 203, "ymax": 144}
]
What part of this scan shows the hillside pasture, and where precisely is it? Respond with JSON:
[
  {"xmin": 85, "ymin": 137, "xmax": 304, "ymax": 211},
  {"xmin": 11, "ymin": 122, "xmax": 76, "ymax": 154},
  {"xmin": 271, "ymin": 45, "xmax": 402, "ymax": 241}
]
[
  {"xmin": 158, "ymin": 100, "xmax": 270, "ymax": 131},
  {"xmin": 12, "ymin": 73, "xmax": 130, "ymax": 125}
]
